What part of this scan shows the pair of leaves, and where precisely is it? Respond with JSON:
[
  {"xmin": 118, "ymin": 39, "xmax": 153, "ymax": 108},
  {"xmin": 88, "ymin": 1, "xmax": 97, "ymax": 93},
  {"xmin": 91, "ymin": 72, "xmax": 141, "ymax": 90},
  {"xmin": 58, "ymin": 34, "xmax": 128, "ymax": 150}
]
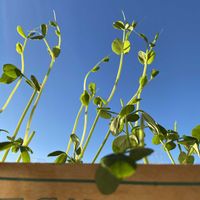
[
  {"xmin": 95, "ymin": 148, "xmax": 153, "ymax": 194},
  {"xmin": 178, "ymin": 152, "xmax": 194, "ymax": 164},
  {"xmin": 112, "ymin": 38, "xmax": 131, "ymax": 55},
  {"xmin": 138, "ymin": 50, "xmax": 155, "ymax": 65},
  {"xmin": 48, "ymin": 150, "xmax": 68, "ymax": 163},
  {"xmin": 80, "ymin": 90, "xmax": 90, "ymax": 106},
  {"xmin": 93, "ymin": 96, "xmax": 107, "ymax": 107},
  {"xmin": 0, "ymin": 64, "xmax": 22, "ymax": 84}
]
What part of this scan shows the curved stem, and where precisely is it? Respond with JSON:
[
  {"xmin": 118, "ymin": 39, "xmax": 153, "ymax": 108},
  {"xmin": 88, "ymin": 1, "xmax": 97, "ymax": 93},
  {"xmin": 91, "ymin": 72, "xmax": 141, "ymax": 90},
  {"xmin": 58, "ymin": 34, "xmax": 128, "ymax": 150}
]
[
  {"xmin": 0, "ymin": 39, "xmax": 27, "ymax": 113},
  {"xmin": 92, "ymin": 130, "xmax": 111, "ymax": 163},
  {"xmin": 79, "ymin": 30, "xmax": 126, "ymax": 160},
  {"xmin": 66, "ymin": 104, "xmax": 84, "ymax": 154},
  {"xmin": 1, "ymin": 90, "xmax": 37, "ymax": 162},
  {"xmin": 23, "ymin": 58, "xmax": 55, "ymax": 143}
]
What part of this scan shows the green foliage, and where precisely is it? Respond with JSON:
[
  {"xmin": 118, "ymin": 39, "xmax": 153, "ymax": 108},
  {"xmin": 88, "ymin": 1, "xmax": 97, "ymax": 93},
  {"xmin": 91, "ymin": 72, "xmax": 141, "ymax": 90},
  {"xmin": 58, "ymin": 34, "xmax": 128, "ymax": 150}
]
[{"xmin": 17, "ymin": 25, "xmax": 26, "ymax": 39}]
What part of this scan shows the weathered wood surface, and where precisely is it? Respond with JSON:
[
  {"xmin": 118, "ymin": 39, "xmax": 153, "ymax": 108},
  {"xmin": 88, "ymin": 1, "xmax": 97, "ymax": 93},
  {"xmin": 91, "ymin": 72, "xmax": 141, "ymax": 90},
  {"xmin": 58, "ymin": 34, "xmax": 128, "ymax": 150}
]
[{"xmin": 0, "ymin": 164, "xmax": 199, "ymax": 200}]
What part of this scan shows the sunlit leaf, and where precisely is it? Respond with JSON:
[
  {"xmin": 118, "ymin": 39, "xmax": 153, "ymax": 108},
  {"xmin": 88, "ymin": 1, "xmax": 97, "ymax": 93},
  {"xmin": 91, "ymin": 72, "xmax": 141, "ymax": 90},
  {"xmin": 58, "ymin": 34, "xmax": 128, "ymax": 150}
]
[{"xmin": 17, "ymin": 26, "xmax": 26, "ymax": 39}]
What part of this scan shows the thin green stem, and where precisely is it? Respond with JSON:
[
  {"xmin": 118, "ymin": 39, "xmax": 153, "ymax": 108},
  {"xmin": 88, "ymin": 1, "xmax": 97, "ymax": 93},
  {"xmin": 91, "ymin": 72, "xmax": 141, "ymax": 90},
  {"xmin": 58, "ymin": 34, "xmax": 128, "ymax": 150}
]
[
  {"xmin": 1, "ymin": 89, "xmax": 37, "ymax": 162},
  {"xmin": 0, "ymin": 39, "xmax": 27, "ymax": 113},
  {"xmin": 92, "ymin": 130, "xmax": 111, "ymax": 163},
  {"xmin": 79, "ymin": 30, "xmax": 126, "ymax": 160},
  {"xmin": 66, "ymin": 104, "xmax": 84, "ymax": 154},
  {"xmin": 80, "ymin": 106, "xmax": 88, "ymax": 146},
  {"xmin": 16, "ymin": 131, "xmax": 36, "ymax": 163},
  {"xmin": 23, "ymin": 36, "xmax": 60, "ymax": 144},
  {"xmin": 79, "ymin": 112, "xmax": 100, "ymax": 159}
]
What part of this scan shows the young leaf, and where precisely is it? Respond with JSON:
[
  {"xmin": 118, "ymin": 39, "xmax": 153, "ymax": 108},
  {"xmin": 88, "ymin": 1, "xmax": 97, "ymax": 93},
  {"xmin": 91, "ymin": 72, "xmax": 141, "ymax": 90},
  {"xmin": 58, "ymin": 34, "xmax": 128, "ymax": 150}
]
[
  {"xmin": 102, "ymin": 56, "xmax": 109, "ymax": 62},
  {"xmin": 123, "ymin": 40, "xmax": 131, "ymax": 54},
  {"xmin": 164, "ymin": 141, "xmax": 176, "ymax": 151},
  {"xmin": 138, "ymin": 51, "xmax": 146, "ymax": 64},
  {"xmin": 139, "ymin": 75, "xmax": 148, "ymax": 88},
  {"xmin": 55, "ymin": 153, "xmax": 67, "ymax": 164},
  {"xmin": 99, "ymin": 110, "xmax": 112, "ymax": 119},
  {"xmin": 101, "ymin": 153, "xmax": 137, "ymax": 179},
  {"xmin": 80, "ymin": 90, "xmax": 90, "ymax": 106},
  {"xmin": 112, "ymin": 135, "xmax": 138, "ymax": 153},
  {"xmin": 48, "ymin": 150, "xmax": 65, "ymax": 157},
  {"xmin": 110, "ymin": 117, "xmax": 124, "ymax": 136},
  {"xmin": 113, "ymin": 21, "xmax": 125, "ymax": 30},
  {"xmin": 139, "ymin": 33, "xmax": 148, "ymax": 44},
  {"xmin": 192, "ymin": 125, "xmax": 200, "ymax": 141},
  {"xmin": 93, "ymin": 96, "xmax": 106, "ymax": 106},
  {"xmin": 126, "ymin": 113, "xmax": 139, "ymax": 122},
  {"xmin": 95, "ymin": 166, "xmax": 120, "ymax": 195},
  {"xmin": 91, "ymin": 65, "xmax": 100, "ymax": 72},
  {"xmin": 0, "ymin": 142, "xmax": 13, "ymax": 151},
  {"xmin": 129, "ymin": 147, "xmax": 154, "ymax": 161},
  {"xmin": 88, "ymin": 82, "xmax": 96, "ymax": 96},
  {"xmin": 147, "ymin": 50, "xmax": 156, "ymax": 65},
  {"xmin": 151, "ymin": 69, "xmax": 159, "ymax": 79},
  {"xmin": 52, "ymin": 46, "xmax": 61, "ymax": 58},
  {"xmin": 3, "ymin": 64, "xmax": 22, "ymax": 79},
  {"xmin": 41, "ymin": 24, "xmax": 48, "ymax": 36},
  {"xmin": 152, "ymin": 134, "xmax": 161, "ymax": 145},
  {"xmin": 119, "ymin": 105, "xmax": 135, "ymax": 118},
  {"xmin": 29, "ymin": 35, "xmax": 44, "ymax": 40},
  {"xmin": 31, "ymin": 75, "xmax": 41, "ymax": 91},
  {"xmin": 0, "ymin": 73, "xmax": 16, "ymax": 84},
  {"xmin": 49, "ymin": 21, "xmax": 58, "ymax": 27},
  {"xmin": 0, "ymin": 129, "xmax": 9, "ymax": 134},
  {"xmin": 17, "ymin": 26, "xmax": 26, "ymax": 39},
  {"xmin": 16, "ymin": 42, "xmax": 23, "ymax": 54},
  {"xmin": 112, "ymin": 38, "xmax": 123, "ymax": 55}
]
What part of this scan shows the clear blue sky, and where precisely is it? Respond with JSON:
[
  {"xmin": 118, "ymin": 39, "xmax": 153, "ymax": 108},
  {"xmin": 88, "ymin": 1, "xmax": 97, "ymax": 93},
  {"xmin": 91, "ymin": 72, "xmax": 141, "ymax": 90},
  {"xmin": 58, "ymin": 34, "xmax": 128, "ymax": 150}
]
[{"xmin": 0, "ymin": 0, "xmax": 200, "ymax": 163}]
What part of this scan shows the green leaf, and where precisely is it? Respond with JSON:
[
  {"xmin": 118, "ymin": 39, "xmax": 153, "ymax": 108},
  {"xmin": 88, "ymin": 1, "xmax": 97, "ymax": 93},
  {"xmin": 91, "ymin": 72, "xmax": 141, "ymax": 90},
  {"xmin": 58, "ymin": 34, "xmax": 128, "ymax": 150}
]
[
  {"xmin": 164, "ymin": 141, "xmax": 176, "ymax": 151},
  {"xmin": 0, "ymin": 74, "xmax": 16, "ymax": 84},
  {"xmin": 48, "ymin": 150, "xmax": 65, "ymax": 157},
  {"xmin": 113, "ymin": 21, "xmax": 125, "ymax": 30},
  {"xmin": 101, "ymin": 154, "xmax": 136, "ymax": 179},
  {"xmin": 70, "ymin": 134, "xmax": 80, "ymax": 146},
  {"xmin": 16, "ymin": 42, "xmax": 23, "ymax": 54},
  {"xmin": 110, "ymin": 117, "xmax": 124, "ymax": 136},
  {"xmin": 102, "ymin": 56, "xmax": 109, "ymax": 62},
  {"xmin": 178, "ymin": 135, "xmax": 198, "ymax": 146},
  {"xmin": 147, "ymin": 50, "xmax": 156, "ymax": 65},
  {"xmin": 27, "ymin": 31, "xmax": 36, "ymax": 38},
  {"xmin": 20, "ymin": 147, "xmax": 31, "ymax": 163},
  {"xmin": 88, "ymin": 82, "xmax": 96, "ymax": 96},
  {"xmin": 17, "ymin": 26, "xmax": 26, "ymax": 39},
  {"xmin": 151, "ymin": 69, "xmax": 159, "ymax": 79},
  {"xmin": 31, "ymin": 75, "xmax": 41, "ymax": 91},
  {"xmin": 126, "ymin": 113, "xmax": 139, "ymax": 122},
  {"xmin": 93, "ymin": 96, "xmax": 106, "ymax": 106},
  {"xmin": 112, "ymin": 135, "xmax": 138, "ymax": 153},
  {"xmin": 178, "ymin": 152, "xmax": 194, "ymax": 164},
  {"xmin": 29, "ymin": 35, "xmax": 44, "ymax": 40},
  {"xmin": 139, "ymin": 33, "xmax": 148, "ymax": 43},
  {"xmin": 41, "ymin": 24, "xmax": 47, "ymax": 36},
  {"xmin": 112, "ymin": 39, "xmax": 131, "ymax": 55},
  {"xmin": 0, "ymin": 142, "xmax": 13, "ymax": 151},
  {"xmin": 3, "ymin": 64, "xmax": 21, "ymax": 79},
  {"xmin": 80, "ymin": 90, "xmax": 90, "ymax": 106},
  {"xmin": 95, "ymin": 166, "xmax": 120, "ymax": 195},
  {"xmin": 119, "ymin": 105, "xmax": 135, "ymax": 118},
  {"xmin": 91, "ymin": 65, "xmax": 100, "ymax": 72},
  {"xmin": 11, "ymin": 145, "xmax": 20, "ymax": 153},
  {"xmin": 55, "ymin": 153, "xmax": 67, "ymax": 164},
  {"xmin": 52, "ymin": 46, "xmax": 61, "ymax": 58},
  {"xmin": 129, "ymin": 147, "xmax": 154, "ymax": 161},
  {"xmin": 49, "ymin": 21, "xmax": 58, "ymax": 27},
  {"xmin": 192, "ymin": 125, "xmax": 200, "ymax": 141},
  {"xmin": 152, "ymin": 134, "xmax": 161, "ymax": 145},
  {"xmin": 123, "ymin": 40, "xmax": 131, "ymax": 54},
  {"xmin": 142, "ymin": 111, "xmax": 159, "ymax": 134},
  {"xmin": 99, "ymin": 110, "xmax": 112, "ymax": 119},
  {"xmin": 138, "ymin": 51, "xmax": 146, "ymax": 65},
  {"xmin": 167, "ymin": 131, "xmax": 179, "ymax": 141}
]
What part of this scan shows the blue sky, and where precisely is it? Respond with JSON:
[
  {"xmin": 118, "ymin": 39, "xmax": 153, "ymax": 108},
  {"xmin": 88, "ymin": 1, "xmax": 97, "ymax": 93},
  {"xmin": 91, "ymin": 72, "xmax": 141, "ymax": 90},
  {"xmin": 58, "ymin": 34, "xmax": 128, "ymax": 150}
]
[{"xmin": 0, "ymin": 0, "xmax": 200, "ymax": 163}]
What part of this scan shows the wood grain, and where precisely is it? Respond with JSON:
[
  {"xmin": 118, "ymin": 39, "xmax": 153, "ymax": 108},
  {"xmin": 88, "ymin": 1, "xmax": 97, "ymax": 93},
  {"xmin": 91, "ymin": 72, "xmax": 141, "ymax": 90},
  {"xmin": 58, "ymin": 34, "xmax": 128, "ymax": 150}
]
[{"xmin": 0, "ymin": 164, "xmax": 199, "ymax": 200}]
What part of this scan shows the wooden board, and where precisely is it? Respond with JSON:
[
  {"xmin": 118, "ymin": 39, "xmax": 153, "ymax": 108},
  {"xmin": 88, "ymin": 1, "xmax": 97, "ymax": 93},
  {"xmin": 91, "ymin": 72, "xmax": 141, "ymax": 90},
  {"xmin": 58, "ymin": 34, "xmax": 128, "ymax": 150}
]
[{"xmin": 0, "ymin": 163, "xmax": 199, "ymax": 200}]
